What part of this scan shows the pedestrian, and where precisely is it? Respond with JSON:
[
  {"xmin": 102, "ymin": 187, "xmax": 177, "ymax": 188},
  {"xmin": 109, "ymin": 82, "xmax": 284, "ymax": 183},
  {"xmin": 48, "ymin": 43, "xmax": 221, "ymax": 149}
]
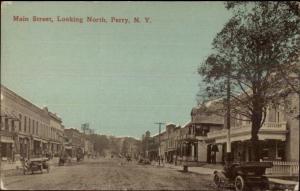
[{"xmin": 211, "ymin": 151, "xmax": 216, "ymax": 164}]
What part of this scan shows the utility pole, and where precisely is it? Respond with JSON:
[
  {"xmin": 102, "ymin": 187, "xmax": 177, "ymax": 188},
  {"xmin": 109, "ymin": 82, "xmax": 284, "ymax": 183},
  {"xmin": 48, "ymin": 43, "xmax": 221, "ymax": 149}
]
[
  {"xmin": 225, "ymin": 27, "xmax": 233, "ymax": 164},
  {"xmin": 155, "ymin": 122, "xmax": 165, "ymax": 166},
  {"xmin": 225, "ymin": 62, "xmax": 232, "ymax": 163}
]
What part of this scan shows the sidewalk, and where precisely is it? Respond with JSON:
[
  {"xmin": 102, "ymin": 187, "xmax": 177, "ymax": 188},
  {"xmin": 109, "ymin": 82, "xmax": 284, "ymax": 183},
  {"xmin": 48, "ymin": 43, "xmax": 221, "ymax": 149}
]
[{"xmin": 155, "ymin": 162, "xmax": 299, "ymax": 186}]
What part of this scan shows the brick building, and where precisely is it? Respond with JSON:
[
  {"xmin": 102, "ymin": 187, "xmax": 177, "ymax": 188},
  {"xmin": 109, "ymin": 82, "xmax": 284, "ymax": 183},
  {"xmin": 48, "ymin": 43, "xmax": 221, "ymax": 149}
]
[{"xmin": 0, "ymin": 84, "xmax": 64, "ymax": 162}]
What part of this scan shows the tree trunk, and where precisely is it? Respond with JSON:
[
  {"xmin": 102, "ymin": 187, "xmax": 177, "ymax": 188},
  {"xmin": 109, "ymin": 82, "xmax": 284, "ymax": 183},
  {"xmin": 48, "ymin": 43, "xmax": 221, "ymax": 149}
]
[
  {"xmin": 250, "ymin": 132, "xmax": 260, "ymax": 161},
  {"xmin": 250, "ymin": 110, "xmax": 263, "ymax": 161},
  {"xmin": 251, "ymin": 98, "xmax": 263, "ymax": 162}
]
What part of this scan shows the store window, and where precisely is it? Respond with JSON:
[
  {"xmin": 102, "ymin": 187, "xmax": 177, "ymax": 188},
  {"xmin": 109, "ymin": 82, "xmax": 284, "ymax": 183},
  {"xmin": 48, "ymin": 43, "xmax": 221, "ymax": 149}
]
[
  {"xmin": 36, "ymin": 121, "xmax": 38, "ymax": 135},
  {"xmin": 261, "ymin": 148, "xmax": 269, "ymax": 160},
  {"xmin": 277, "ymin": 141, "xmax": 285, "ymax": 160}
]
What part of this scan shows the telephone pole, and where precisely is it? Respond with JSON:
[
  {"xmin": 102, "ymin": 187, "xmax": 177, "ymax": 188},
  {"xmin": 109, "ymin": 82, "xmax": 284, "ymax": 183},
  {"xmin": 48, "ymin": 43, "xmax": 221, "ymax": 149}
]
[
  {"xmin": 155, "ymin": 122, "xmax": 165, "ymax": 166},
  {"xmin": 225, "ymin": 28, "xmax": 234, "ymax": 164},
  {"xmin": 225, "ymin": 62, "xmax": 232, "ymax": 163}
]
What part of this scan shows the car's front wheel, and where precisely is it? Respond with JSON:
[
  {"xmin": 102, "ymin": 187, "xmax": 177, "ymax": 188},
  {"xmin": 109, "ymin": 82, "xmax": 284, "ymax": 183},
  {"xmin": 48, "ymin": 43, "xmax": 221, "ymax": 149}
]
[{"xmin": 235, "ymin": 175, "xmax": 246, "ymax": 191}]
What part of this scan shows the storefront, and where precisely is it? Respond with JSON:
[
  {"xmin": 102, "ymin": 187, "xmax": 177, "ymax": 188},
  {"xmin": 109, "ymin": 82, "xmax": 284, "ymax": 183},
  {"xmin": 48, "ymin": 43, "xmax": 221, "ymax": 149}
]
[
  {"xmin": 0, "ymin": 136, "xmax": 14, "ymax": 161},
  {"xmin": 64, "ymin": 146, "xmax": 73, "ymax": 157},
  {"xmin": 19, "ymin": 136, "xmax": 30, "ymax": 159},
  {"xmin": 33, "ymin": 139, "xmax": 42, "ymax": 157}
]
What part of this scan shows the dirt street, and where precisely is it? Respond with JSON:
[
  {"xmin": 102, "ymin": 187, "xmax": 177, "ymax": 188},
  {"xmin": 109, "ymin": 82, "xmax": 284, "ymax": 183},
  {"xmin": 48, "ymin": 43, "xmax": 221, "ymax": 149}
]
[{"xmin": 1, "ymin": 158, "xmax": 217, "ymax": 190}]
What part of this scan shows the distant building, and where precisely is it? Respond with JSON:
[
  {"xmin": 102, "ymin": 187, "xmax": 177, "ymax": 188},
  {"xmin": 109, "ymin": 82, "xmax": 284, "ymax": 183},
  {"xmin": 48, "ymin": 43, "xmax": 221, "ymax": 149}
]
[
  {"xmin": 147, "ymin": 134, "xmax": 159, "ymax": 161},
  {"xmin": 163, "ymin": 123, "xmax": 180, "ymax": 163},
  {"xmin": 64, "ymin": 128, "xmax": 85, "ymax": 157},
  {"xmin": 48, "ymin": 111, "xmax": 64, "ymax": 156}
]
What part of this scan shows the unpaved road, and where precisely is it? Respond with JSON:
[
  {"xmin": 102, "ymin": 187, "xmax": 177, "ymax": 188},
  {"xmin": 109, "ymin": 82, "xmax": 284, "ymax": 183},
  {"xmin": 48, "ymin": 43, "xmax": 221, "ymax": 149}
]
[{"xmin": 2, "ymin": 158, "xmax": 217, "ymax": 190}]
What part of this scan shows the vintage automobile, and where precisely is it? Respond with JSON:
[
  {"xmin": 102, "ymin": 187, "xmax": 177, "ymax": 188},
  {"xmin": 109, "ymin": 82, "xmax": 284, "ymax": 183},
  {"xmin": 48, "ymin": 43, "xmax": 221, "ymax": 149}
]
[
  {"xmin": 213, "ymin": 161, "xmax": 273, "ymax": 191},
  {"xmin": 23, "ymin": 158, "xmax": 50, "ymax": 175},
  {"xmin": 59, "ymin": 152, "xmax": 71, "ymax": 166},
  {"xmin": 76, "ymin": 148, "xmax": 84, "ymax": 162}
]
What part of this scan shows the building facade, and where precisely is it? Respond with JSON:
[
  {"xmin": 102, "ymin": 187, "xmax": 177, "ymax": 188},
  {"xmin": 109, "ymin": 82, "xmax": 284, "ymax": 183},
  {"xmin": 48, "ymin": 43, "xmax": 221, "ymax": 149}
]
[
  {"xmin": 206, "ymin": 92, "xmax": 299, "ymax": 163},
  {"xmin": 64, "ymin": 128, "xmax": 85, "ymax": 158},
  {"xmin": 163, "ymin": 123, "xmax": 180, "ymax": 163},
  {"xmin": 143, "ymin": 91, "xmax": 299, "ymax": 166},
  {"xmin": 48, "ymin": 111, "xmax": 64, "ymax": 157},
  {"xmin": 0, "ymin": 85, "xmax": 64, "ymax": 162}
]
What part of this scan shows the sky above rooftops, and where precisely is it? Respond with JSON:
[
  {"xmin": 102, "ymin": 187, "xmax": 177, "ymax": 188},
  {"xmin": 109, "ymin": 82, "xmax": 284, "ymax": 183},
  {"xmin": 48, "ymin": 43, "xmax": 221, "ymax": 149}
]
[{"xmin": 1, "ymin": 1, "xmax": 231, "ymax": 139}]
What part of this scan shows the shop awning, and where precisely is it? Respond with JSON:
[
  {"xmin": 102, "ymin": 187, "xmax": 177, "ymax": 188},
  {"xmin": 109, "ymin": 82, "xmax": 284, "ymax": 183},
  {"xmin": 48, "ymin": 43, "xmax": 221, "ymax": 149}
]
[
  {"xmin": 1, "ymin": 136, "xmax": 14, "ymax": 143},
  {"xmin": 33, "ymin": 137, "xmax": 43, "ymax": 142},
  {"xmin": 0, "ymin": 110, "xmax": 20, "ymax": 121},
  {"xmin": 65, "ymin": 146, "xmax": 72, "ymax": 149},
  {"xmin": 49, "ymin": 141, "xmax": 62, "ymax": 145},
  {"xmin": 32, "ymin": 137, "xmax": 48, "ymax": 143}
]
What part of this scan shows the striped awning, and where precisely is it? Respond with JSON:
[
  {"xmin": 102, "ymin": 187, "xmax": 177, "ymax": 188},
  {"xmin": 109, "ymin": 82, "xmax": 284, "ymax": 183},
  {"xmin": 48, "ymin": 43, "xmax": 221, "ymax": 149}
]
[
  {"xmin": 33, "ymin": 137, "xmax": 48, "ymax": 143},
  {"xmin": 0, "ymin": 110, "xmax": 20, "ymax": 121}
]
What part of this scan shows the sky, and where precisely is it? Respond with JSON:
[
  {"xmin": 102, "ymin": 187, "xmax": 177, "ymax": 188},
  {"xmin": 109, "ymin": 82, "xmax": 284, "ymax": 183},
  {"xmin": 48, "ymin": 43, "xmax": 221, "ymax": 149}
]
[{"xmin": 1, "ymin": 1, "xmax": 231, "ymax": 139}]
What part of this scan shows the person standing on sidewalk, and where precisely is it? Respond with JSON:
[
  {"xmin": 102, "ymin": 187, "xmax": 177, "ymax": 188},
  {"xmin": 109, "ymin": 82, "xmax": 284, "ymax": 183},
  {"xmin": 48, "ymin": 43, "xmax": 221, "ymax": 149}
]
[{"xmin": 211, "ymin": 151, "xmax": 216, "ymax": 164}]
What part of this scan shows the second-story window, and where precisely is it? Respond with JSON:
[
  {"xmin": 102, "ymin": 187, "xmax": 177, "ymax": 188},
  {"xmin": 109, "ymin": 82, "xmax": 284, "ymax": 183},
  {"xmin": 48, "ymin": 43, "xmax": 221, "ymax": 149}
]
[
  {"xmin": 24, "ymin": 116, "xmax": 27, "ymax": 132},
  {"xmin": 5, "ymin": 118, "xmax": 9, "ymax": 131},
  {"xmin": 36, "ymin": 121, "xmax": 38, "ymax": 135},
  {"xmin": 19, "ymin": 114, "xmax": 22, "ymax": 131},
  {"xmin": 11, "ymin": 120, "xmax": 15, "ymax": 132},
  {"xmin": 268, "ymin": 106, "xmax": 276, "ymax": 122},
  {"xmin": 29, "ymin": 118, "xmax": 31, "ymax": 133},
  {"xmin": 33, "ymin": 120, "xmax": 35, "ymax": 134}
]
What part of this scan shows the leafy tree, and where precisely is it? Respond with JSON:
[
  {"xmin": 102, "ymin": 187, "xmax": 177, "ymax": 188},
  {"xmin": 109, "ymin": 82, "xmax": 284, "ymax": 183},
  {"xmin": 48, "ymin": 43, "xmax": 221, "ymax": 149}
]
[
  {"xmin": 88, "ymin": 134, "xmax": 110, "ymax": 155},
  {"xmin": 199, "ymin": 2, "xmax": 300, "ymax": 161},
  {"xmin": 121, "ymin": 139, "xmax": 130, "ymax": 155}
]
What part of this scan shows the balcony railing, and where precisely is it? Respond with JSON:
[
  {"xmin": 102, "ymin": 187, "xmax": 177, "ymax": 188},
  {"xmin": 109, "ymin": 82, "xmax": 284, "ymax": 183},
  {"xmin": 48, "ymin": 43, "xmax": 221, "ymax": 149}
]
[
  {"xmin": 207, "ymin": 122, "xmax": 287, "ymax": 139},
  {"xmin": 182, "ymin": 134, "xmax": 201, "ymax": 140}
]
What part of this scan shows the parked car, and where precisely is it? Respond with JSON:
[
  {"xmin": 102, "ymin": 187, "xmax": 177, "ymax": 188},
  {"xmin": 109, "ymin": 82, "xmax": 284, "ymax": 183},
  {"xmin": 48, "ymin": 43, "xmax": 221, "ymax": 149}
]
[
  {"xmin": 59, "ymin": 152, "xmax": 70, "ymax": 166},
  {"xmin": 23, "ymin": 158, "xmax": 50, "ymax": 175},
  {"xmin": 138, "ymin": 158, "xmax": 151, "ymax": 165},
  {"xmin": 213, "ymin": 161, "xmax": 272, "ymax": 191}
]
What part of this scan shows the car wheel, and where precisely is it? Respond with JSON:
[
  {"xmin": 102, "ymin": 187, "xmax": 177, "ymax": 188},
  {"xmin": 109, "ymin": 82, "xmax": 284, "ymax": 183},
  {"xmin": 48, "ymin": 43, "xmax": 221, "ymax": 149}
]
[
  {"xmin": 235, "ymin": 175, "xmax": 245, "ymax": 191},
  {"xmin": 213, "ymin": 174, "xmax": 221, "ymax": 188}
]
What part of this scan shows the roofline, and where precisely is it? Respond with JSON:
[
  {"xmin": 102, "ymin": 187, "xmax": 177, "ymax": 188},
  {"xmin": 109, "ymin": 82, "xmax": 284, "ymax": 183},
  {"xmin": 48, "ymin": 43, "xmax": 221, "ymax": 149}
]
[{"xmin": 1, "ymin": 84, "xmax": 49, "ymax": 117}]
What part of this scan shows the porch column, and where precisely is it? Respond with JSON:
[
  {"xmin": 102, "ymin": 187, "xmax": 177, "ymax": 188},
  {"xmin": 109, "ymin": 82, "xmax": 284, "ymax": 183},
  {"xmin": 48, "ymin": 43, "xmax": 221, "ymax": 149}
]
[{"xmin": 191, "ymin": 144, "xmax": 195, "ymax": 160}]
